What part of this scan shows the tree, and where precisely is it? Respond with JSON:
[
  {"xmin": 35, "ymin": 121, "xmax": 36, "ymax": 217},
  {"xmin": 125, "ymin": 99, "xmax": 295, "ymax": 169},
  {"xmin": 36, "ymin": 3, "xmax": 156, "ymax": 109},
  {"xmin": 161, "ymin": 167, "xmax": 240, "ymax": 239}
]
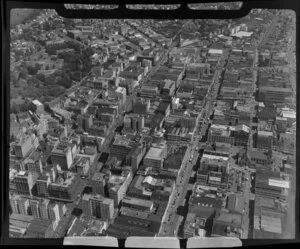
[
  {"xmin": 10, "ymin": 102, "xmax": 20, "ymax": 114},
  {"xmin": 19, "ymin": 101, "xmax": 32, "ymax": 113},
  {"xmin": 35, "ymin": 42, "xmax": 42, "ymax": 52},
  {"xmin": 10, "ymin": 89, "xmax": 19, "ymax": 99},
  {"xmin": 46, "ymin": 48, "xmax": 57, "ymax": 56},
  {"xmin": 43, "ymin": 21, "xmax": 51, "ymax": 31},
  {"xmin": 27, "ymin": 64, "xmax": 40, "ymax": 75},
  {"xmin": 57, "ymin": 77, "xmax": 72, "ymax": 88},
  {"xmin": 37, "ymin": 73, "xmax": 45, "ymax": 82},
  {"xmin": 47, "ymin": 85, "xmax": 65, "ymax": 96},
  {"xmin": 63, "ymin": 18, "xmax": 73, "ymax": 28},
  {"xmin": 75, "ymin": 45, "xmax": 83, "ymax": 53},
  {"xmin": 54, "ymin": 69, "xmax": 63, "ymax": 77},
  {"xmin": 27, "ymin": 76, "xmax": 42, "ymax": 87},
  {"xmin": 10, "ymin": 71, "xmax": 19, "ymax": 85},
  {"xmin": 35, "ymin": 63, "xmax": 41, "ymax": 70},
  {"xmin": 73, "ymin": 71, "xmax": 81, "ymax": 81},
  {"xmin": 22, "ymin": 31, "xmax": 33, "ymax": 41},
  {"xmin": 18, "ymin": 69, "xmax": 28, "ymax": 80},
  {"xmin": 44, "ymin": 75, "xmax": 56, "ymax": 86},
  {"xmin": 38, "ymin": 39, "xmax": 46, "ymax": 46}
]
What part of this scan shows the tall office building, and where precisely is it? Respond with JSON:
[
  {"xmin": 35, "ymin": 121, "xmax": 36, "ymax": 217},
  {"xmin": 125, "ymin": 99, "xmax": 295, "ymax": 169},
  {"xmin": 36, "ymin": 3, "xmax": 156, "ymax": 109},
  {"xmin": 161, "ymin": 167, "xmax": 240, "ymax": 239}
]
[
  {"xmin": 123, "ymin": 114, "xmax": 145, "ymax": 132},
  {"xmin": 26, "ymin": 156, "xmax": 43, "ymax": 174},
  {"xmin": 48, "ymin": 203, "xmax": 61, "ymax": 222},
  {"xmin": 30, "ymin": 199, "xmax": 41, "ymax": 218},
  {"xmin": 50, "ymin": 143, "xmax": 73, "ymax": 170},
  {"xmin": 77, "ymin": 114, "xmax": 93, "ymax": 132},
  {"xmin": 13, "ymin": 135, "xmax": 34, "ymax": 159},
  {"xmin": 18, "ymin": 197, "xmax": 31, "ymax": 215},
  {"xmin": 131, "ymin": 145, "xmax": 147, "ymax": 173},
  {"xmin": 36, "ymin": 175, "xmax": 50, "ymax": 197},
  {"xmin": 107, "ymin": 169, "xmax": 132, "ymax": 207},
  {"xmin": 101, "ymin": 198, "xmax": 114, "ymax": 220},
  {"xmin": 124, "ymin": 116, "xmax": 132, "ymax": 130},
  {"xmin": 89, "ymin": 194, "xmax": 114, "ymax": 220},
  {"xmin": 91, "ymin": 172, "xmax": 106, "ymax": 196},
  {"xmin": 116, "ymin": 87, "xmax": 127, "ymax": 105},
  {"xmin": 137, "ymin": 116, "xmax": 144, "ymax": 130},
  {"xmin": 58, "ymin": 203, "xmax": 67, "ymax": 216},
  {"xmin": 49, "ymin": 167, "xmax": 58, "ymax": 183},
  {"xmin": 133, "ymin": 99, "xmax": 150, "ymax": 115},
  {"xmin": 10, "ymin": 194, "xmax": 21, "ymax": 214},
  {"xmin": 131, "ymin": 117, "xmax": 138, "ymax": 131},
  {"xmin": 12, "ymin": 171, "xmax": 39, "ymax": 197},
  {"xmin": 39, "ymin": 199, "xmax": 50, "ymax": 219},
  {"xmin": 89, "ymin": 194, "xmax": 103, "ymax": 219},
  {"xmin": 81, "ymin": 194, "xmax": 92, "ymax": 216}
]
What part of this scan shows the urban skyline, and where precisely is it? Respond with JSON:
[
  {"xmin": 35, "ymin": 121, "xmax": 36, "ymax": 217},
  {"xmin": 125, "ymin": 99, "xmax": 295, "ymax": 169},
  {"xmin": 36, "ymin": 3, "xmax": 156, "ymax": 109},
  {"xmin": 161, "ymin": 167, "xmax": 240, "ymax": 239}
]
[{"xmin": 8, "ymin": 7, "xmax": 296, "ymax": 241}]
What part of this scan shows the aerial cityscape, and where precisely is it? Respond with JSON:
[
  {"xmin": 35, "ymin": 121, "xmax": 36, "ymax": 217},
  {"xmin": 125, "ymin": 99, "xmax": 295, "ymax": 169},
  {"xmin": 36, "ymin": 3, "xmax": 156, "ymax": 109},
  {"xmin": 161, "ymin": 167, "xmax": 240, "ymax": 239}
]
[{"xmin": 9, "ymin": 6, "xmax": 296, "ymax": 240}]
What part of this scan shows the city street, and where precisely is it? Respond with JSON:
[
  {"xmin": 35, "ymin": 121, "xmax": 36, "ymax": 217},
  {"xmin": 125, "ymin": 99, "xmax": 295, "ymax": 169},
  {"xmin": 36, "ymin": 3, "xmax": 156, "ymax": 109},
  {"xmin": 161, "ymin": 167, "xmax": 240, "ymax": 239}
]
[
  {"xmin": 281, "ymin": 13, "xmax": 296, "ymax": 238},
  {"xmin": 158, "ymin": 46, "xmax": 229, "ymax": 237},
  {"xmin": 240, "ymin": 170, "xmax": 252, "ymax": 238}
]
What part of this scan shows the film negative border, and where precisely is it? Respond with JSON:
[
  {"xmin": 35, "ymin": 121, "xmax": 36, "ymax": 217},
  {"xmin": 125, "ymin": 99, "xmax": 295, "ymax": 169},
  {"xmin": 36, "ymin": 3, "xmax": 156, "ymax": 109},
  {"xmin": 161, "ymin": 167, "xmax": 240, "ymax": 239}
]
[{"xmin": 1, "ymin": 0, "xmax": 299, "ymax": 247}]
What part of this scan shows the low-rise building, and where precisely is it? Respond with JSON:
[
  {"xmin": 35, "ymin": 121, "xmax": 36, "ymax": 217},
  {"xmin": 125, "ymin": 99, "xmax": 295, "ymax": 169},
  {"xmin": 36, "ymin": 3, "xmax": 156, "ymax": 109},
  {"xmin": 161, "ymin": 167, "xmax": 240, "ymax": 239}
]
[
  {"xmin": 208, "ymin": 124, "xmax": 235, "ymax": 145},
  {"xmin": 257, "ymin": 130, "xmax": 274, "ymax": 150},
  {"xmin": 183, "ymin": 212, "xmax": 206, "ymax": 238},
  {"xmin": 143, "ymin": 147, "xmax": 165, "ymax": 169},
  {"xmin": 121, "ymin": 196, "xmax": 154, "ymax": 212},
  {"xmin": 25, "ymin": 218, "xmax": 54, "ymax": 238},
  {"xmin": 188, "ymin": 195, "xmax": 222, "ymax": 219},
  {"xmin": 47, "ymin": 172, "xmax": 79, "ymax": 202},
  {"xmin": 211, "ymin": 211, "xmax": 242, "ymax": 238}
]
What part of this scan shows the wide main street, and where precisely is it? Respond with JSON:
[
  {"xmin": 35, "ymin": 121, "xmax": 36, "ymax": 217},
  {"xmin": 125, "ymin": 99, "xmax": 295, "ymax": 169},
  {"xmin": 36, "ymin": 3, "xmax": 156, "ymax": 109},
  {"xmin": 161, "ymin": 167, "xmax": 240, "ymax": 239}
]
[{"xmin": 158, "ymin": 47, "xmax": 230, "ymax": 237}]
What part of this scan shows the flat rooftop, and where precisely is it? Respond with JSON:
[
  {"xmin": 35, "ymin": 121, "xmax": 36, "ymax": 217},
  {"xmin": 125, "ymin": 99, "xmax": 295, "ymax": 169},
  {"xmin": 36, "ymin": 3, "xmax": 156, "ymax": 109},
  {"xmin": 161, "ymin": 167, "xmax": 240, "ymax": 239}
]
[
  {"xmin": 122, "ymin": 196, "xmax": 153, "ymax": 208},
  {"xmin": 145, "ymin": 147, "xmax": 163, "ymax": 159},
  {"xmin": 92, "ymin": 172, "xmax": 105, "ymax": 182},
  {"xmin": 108, "ymin": 175, "xmax": 126, "ymax": 185},
  {"xmin": 120, "ymin": 206, "xmax": 150, "ymax": 220}
]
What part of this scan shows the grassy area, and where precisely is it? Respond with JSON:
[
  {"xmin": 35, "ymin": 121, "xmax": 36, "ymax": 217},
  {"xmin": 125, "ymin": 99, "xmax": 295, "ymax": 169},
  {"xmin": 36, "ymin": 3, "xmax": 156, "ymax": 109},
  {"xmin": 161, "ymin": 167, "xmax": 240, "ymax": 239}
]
[{"xmin": 10, "ymin": 8, "xmax": 40, "ymax": 27}]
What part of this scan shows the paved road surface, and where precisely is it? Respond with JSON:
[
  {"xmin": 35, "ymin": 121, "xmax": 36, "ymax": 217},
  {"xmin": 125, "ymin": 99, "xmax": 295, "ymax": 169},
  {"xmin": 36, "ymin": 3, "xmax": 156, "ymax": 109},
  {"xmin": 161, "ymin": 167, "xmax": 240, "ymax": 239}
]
[{"xmin": 158, "ymin": 47, "xmax": 229, "ymax": 237}]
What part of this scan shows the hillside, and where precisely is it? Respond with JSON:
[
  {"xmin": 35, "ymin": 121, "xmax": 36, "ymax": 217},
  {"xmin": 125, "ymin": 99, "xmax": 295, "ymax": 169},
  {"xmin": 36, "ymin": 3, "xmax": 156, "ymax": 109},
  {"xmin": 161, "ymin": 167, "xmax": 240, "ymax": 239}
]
[{"xmin": 10, "ymin": 8, "xmax": 40, "ymax": 27}]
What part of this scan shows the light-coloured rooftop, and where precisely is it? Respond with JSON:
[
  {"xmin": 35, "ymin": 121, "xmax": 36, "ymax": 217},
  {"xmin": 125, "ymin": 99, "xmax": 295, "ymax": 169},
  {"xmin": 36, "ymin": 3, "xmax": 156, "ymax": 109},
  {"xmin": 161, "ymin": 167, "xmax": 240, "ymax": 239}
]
[
  {"xmin": 122, "ymin": 196, "xmax": 153, "ymax": 208},
  {"xmin": 32, "ymin": 99, "xmax": 43, "ymax": 106},
  {"xmin": 108, "ymin": 175, "xmax": 125, "ymax": 185},
  {"xmin": 257, "ymin": 130, "xmax": 273, "ymax": 137},
  {"xmin": 144, "ymin": 147, "xmax": 163, "ymax": 159}
]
